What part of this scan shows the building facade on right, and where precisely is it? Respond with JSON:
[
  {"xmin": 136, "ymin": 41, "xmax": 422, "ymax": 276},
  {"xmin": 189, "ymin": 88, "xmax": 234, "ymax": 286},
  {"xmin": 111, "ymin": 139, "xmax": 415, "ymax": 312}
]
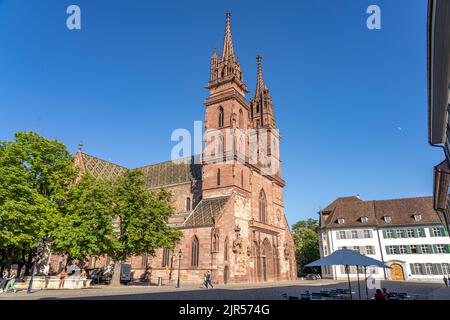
[
  {"xmin": 319, "ymin": 196, "xmax": 450, "ymax": 282},
  {"xmin": 427, "ymin": 0, "xmax": 450, "ymax": 233}
]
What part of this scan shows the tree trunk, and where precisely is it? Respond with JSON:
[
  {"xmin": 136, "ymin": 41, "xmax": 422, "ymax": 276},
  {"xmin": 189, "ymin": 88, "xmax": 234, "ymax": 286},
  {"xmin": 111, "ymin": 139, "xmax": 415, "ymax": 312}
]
[
  {"xmin": 24, "ymin": 250, "xmax": 34, "ymax": 276},
  {"xmin": 110, "ymin": 261, "xmax": 122, "ymax": 287}
]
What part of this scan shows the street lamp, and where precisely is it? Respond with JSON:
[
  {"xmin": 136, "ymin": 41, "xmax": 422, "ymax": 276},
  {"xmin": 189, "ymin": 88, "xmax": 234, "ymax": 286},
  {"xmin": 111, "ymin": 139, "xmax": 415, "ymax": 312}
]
[
  {"xmin": 176, "ymin": 249, "xmax": 182, "ymax": 288},
  {"xmin": 27, "ymin": 237, "xmax": 43, "ymax": 294}
]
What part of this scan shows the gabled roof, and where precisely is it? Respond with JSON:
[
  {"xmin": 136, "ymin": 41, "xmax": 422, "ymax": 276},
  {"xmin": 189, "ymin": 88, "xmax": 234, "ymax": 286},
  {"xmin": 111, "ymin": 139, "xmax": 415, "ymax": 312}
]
[
  {"xmin": 77, "ymin": 152, "xmax": 201, "ymax": 189},
  {"xmin": 183, "ymin": 196, "xmax": 230, "ymax": 228},
  {"xmin": 320, "ymin": 196, "xmax": 441, "ymax": 229}
]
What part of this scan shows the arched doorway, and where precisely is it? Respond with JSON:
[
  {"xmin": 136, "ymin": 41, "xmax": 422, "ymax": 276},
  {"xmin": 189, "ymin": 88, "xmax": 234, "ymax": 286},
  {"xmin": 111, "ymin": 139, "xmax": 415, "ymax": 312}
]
[
  {"xmin": 390, "ymin": 263, "xmax": 405, "ymax": 280},
  {"xmin": 224, "ymin": 266, "xmax": 229, "ymax": 284}
]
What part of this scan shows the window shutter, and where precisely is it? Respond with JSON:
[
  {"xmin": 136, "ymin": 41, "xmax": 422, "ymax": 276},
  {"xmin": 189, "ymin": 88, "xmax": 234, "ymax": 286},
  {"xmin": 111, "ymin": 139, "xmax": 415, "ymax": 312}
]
[
  {"xmin": 429, "ymin": 228, "xmax": 434, "ymax": 237},
  {"xmin": 428, "ymin": 245, "xmax": 434, "ymax": 254},
  {"xmin": 417, "ymin": 245, "xmax": 423, "ymax": 254},
  {"xmin": 432, "ymin": 244, "xmax": 438, "ymax": 254},
  {"xmin": 357, "ymin": 230, "xmax": 364, "ymax": 239},
  {"xmin": 402, "ymin": 230, "xmax": 407, "ymax": 238},
  {"xmin": 420, "ymin": 228, "xmax": 426, "ymax": 237},
  {"xmin": 445, "ymin": 244, "xmax": 450, "ymax": 253},
  {"xmin": 346, "ymin": 231, "xmax": 351, "ymax": 239},
  {"xmin": 336, "ymin": 232, "xmax": 340, "ymax": 240},
  {"xmin": 420, "ymin": 264, "xmax": 426, "ymax": 275},
  {"xmin": 385, "ymin": 246, "xmax": 390, "ymax": 254},
  {"xmin": 435, "ymin": 264, "xmax": 443, "ymax": 275},
  {"xmin": 383, "ymin": 230, "xmax": 387, "ymax": 238},
  {"xmin": 394, "ymin": 246, "xmax": 400, "ymax": 254},
  {"xmin": 413, "ymin": 229, "xmax": 418, "ymax": 238},
  {"xmin": 406, "ymin": 245, "xmax": 412, "ymax": 254},
  {"xmin": 442, "ymin": 228, "xmax": 449, "ymax": 237},
  {"xmin": 410, "ymin": 264, "xmax": 415, "ymax": 275},
  {"xmin": 392, "ymin": 231, "xmax": 397, "ymax": 239}
]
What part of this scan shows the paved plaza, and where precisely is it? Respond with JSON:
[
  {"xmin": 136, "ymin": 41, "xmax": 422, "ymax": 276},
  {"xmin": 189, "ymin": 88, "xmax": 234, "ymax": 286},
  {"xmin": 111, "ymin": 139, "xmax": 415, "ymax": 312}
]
[{"xmin": 0, "ymin": 279, "xmax": 449, "ymax": 300}]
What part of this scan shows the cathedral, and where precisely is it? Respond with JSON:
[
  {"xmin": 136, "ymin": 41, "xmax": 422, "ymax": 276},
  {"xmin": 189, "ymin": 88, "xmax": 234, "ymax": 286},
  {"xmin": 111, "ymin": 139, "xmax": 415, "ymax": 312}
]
[{"xmin": 50, "ymin": 11, "xmax": 296, "ymax": 284}]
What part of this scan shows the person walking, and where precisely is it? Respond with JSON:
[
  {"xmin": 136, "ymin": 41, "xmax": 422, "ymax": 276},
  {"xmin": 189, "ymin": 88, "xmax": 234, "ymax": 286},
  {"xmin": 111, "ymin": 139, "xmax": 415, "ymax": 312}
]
[
  {"xmin": 443, "ymin": 276, "xmax": 448, "ymax": 287},
  {"xmin": 205, "ymin": 270, "xmax": 213, "ymax": 289},
  {"xmin": 4, "ymin": 270, "xmax": 17, "ymax": 293}
]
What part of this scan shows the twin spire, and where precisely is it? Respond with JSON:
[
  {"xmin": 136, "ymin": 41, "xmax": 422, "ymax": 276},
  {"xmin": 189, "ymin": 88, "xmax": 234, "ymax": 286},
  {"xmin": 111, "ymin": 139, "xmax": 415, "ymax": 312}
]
[{"xmin": 209, "ymin": 11, "xmax": 269, "ymax": 97}]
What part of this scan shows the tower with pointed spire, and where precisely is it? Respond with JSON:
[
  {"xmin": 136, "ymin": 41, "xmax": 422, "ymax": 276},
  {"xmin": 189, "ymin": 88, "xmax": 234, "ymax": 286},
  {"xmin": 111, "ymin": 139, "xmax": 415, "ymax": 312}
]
[{"xmin": 250, "ymin": 55, "xmax": 276, "ymax": 129}]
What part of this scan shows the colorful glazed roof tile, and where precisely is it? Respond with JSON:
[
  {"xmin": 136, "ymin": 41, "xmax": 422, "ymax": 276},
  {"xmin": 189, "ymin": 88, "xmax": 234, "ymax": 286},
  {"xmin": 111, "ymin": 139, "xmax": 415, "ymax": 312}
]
[
  {"xmin": 183, "ymin": 196, "xmax": 230, "ymax": 228},
  {"xmin": 81, "ymin": 153, "xmax": 127, "ymax": 180},
  {"xmin": 78, "ymin": 152, "xmax": 201, "ymax": 188}
]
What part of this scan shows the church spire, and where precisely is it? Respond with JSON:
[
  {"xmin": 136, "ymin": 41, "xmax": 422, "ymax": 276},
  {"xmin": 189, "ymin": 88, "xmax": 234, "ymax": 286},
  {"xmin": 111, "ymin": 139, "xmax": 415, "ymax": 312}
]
[
  {"xmin": 221, "ymin": 10, "xmax": 235, "ymax": 61},
  {"xmin": 207, "ymin": 10, "xmax": 248, "ymax": 94},
  {"xmin": 255, "ymin": 55, "xmax": 265, "ymax": 96}
]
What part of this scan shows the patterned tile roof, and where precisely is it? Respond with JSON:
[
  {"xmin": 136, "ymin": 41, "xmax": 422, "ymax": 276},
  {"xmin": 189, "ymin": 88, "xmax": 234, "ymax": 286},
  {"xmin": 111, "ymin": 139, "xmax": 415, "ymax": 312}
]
[
  {"xmin": 183, "ymin": 196, "xmax": 230, "ymax": 228},
  {"xmin": 79, "ymin": 152, "xmax": 201, "ymax": 188},
  {"xmin": 81, "ymin": 153, "xmax": 127, "ymax": 180},
  {"xmin": 137, "ymin": 157, "xmax": 202, "ymax": 189}
]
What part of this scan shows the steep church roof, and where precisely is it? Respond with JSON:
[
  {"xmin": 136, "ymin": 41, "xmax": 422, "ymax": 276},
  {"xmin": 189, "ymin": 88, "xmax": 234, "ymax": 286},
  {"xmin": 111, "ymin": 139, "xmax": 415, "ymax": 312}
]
[
  {"xmin": 77, "ymin": 151, "xmax": 202, "ymax": 189},
  {"xmin": 183, "ymin": 196, "xmax": 230, "ymax": 228}
]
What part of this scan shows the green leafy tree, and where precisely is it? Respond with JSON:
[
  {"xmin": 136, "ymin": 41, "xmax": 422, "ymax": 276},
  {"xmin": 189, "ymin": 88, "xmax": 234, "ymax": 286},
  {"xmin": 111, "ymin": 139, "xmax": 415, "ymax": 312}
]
[
  {"xmin": 49, "ymin": 174, "xmax": 117, "ymax": 265},
  {"xmin": 292, "ymin": 219, "xmax": 320, "ymax": 274},
  {"xmin": 108, "ymin": 170, "xmax": 182, "ymax": 286},
  {"xmin": 0, "ymin": 132, "xmax": 76, "ymax": 271}
]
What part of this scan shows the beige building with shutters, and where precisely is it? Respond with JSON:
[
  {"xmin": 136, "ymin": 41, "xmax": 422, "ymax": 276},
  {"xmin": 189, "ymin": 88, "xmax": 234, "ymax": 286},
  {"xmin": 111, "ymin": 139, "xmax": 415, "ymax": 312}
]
[{"xmin": 319, "ymin": 196, "xmax": 450, "ymax": 282}]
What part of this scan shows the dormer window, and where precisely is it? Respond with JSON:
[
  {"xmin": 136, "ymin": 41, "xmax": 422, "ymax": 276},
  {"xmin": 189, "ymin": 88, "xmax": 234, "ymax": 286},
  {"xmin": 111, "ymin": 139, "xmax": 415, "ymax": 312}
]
[
  {"xmin": 337, "ymin": 218, "xmax": 345, "ymax": 225},
  {"xmin": 383, "ymin": 216, "xmax": 392, "ymax": 223},
  {"xmin": 361, "ymin": 216, "xmax": 369, "ymax": 224},
  {"xmin": 413, "ymin": 214, "xmax": 422, "ymax": 222}
]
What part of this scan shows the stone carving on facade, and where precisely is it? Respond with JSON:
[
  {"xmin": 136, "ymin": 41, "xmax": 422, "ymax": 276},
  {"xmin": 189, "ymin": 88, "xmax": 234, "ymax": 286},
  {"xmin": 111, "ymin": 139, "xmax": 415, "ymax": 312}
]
[
  {"xmin": 284, "ymin": 243, "xmax": 290, "ymax": 260},
  {"xmin": 232, "ymin": 225, "xmax": 242, "ymax": 254},
  {"xmin": 246, "ymin": 245, "xmax": 251, "ymax": 256}
]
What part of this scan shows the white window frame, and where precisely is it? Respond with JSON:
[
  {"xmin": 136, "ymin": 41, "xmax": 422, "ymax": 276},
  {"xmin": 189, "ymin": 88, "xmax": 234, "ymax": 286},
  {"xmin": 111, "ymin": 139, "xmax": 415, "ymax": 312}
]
[
  {"xmin": 384, "ymin": 216, "xmax": 392, "ymax": 223},
  {"xmin": 388, "ymin": 246, "xmax": 396, "ymax": 254},
  {"xmin": 442, "ymin": 263, "xmax": 450, "ymax": 275},
  {"xmin": 386, "ymin": 230, "xmax": 393, "ymax": 238},
  {"xmin": 351, "ymin": 230, "xmax": 358, "ymax": 239},
  {"xmin": 437, "ymin": 244, "xmax": 445, "ymax": 254},
  {"xmin": 432, "ymin": 227, "xmax": 442, "ymax": 237},
  {"xmin": 425, "ymin": 263, "xmax": 434, "ymax": 275},
  {"xmin": 411, "ymin": 245, "xmax": 418, "ymax": 254},
  {"xmin": 366, "ymin": 246, "xmax": 374, "ymax": 255},
  {"xmin": 407, "ymin": 229, "xmax": 414, "ymax": 238},
  {"xmin": 361, "ymin": 216, "xmax": 369, "ymax": 223},
  {"xmin": 337, "ymin": 218, "xmax": 345, "ymax": 225},
  {"xmin": 339, "ymin": 231, "xmax": 346, "ymax": 239},
  {"xmin": 363, "ymin": 230, "xmax": 371, "ymax": 238},
  {"xmin": 414, "ymin": 214, "xmax": 422, "ymax": 222},
  {"xmin": 421, "ymin": 245, "xmax": 430, "ymax": 254},
  {"xmin": 413, "ymin": 263, "xmax": 422, "ymax": 275},
  {"xmin": 399, "ymin": 245, "xmax": 406, "ymax": 254},
  {"xmin": 396, "ymin": 230, "xmax": 404, "ymax": 238}
]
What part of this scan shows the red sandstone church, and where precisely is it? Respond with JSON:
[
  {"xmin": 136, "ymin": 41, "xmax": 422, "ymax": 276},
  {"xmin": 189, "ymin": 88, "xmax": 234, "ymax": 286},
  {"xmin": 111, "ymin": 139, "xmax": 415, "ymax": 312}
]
[{"xmin": 49, "ymin": 11, "xmax": 297, "ymax": 284}]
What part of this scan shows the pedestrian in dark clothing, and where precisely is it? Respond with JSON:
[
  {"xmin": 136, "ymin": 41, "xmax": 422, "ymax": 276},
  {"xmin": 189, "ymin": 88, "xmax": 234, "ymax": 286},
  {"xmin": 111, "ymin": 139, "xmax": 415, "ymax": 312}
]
[
  {"xmin": 443, "ymin": 276, "xmax": 448, "ymax": 287},
  {"xmin": 374, "ymin": 289, "xmax": 385, "ymax": 301},
  {"xmin": 0, "ymin": 269, "xmax": 9, "ymax": 292},
  {"xmin": 205, "ymin": 271, "xmax": 213, "ymax": 289}
]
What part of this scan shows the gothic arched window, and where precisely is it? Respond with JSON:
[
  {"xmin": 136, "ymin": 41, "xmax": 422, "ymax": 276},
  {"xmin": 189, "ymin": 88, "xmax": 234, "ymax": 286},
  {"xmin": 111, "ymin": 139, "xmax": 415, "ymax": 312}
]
[
  {"xmin": 191, "ymin": 236, "xmax": 199, "ymax": 267},
  {"xmin": 162, "ymin": 248, "xmax": 170, "ymax": 267},
  {"xmin": 259, "ymin": 189, "xmax": 267, "ymax": 223},
  {"xmin": 217, "ymin": 168, "xmax": 221, "ymax": 186},
  {"xmin": 224, "ymin": 237, "xmax": 229, "ymax": 261},
  {"xmin": 186, "ymin": 197, "xmax": 191, "ymax": 211},
  {"xmin": 219, "ymin": 107, "xmax": 224, "ymax": 127}
]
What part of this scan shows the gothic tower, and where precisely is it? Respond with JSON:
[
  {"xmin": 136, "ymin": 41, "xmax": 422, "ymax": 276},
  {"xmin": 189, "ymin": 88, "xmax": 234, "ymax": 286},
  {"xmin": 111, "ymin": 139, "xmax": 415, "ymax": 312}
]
[{"xmin": 203, "ymin": 10, "xmax": 251, "ymax": 197}]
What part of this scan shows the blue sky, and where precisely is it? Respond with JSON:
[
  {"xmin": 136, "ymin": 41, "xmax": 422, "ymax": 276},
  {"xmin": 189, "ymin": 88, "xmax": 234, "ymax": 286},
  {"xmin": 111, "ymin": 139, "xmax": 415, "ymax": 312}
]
[{"xmin": 0, "ymin": 0, "xmax": 441, "ymax": 225}]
